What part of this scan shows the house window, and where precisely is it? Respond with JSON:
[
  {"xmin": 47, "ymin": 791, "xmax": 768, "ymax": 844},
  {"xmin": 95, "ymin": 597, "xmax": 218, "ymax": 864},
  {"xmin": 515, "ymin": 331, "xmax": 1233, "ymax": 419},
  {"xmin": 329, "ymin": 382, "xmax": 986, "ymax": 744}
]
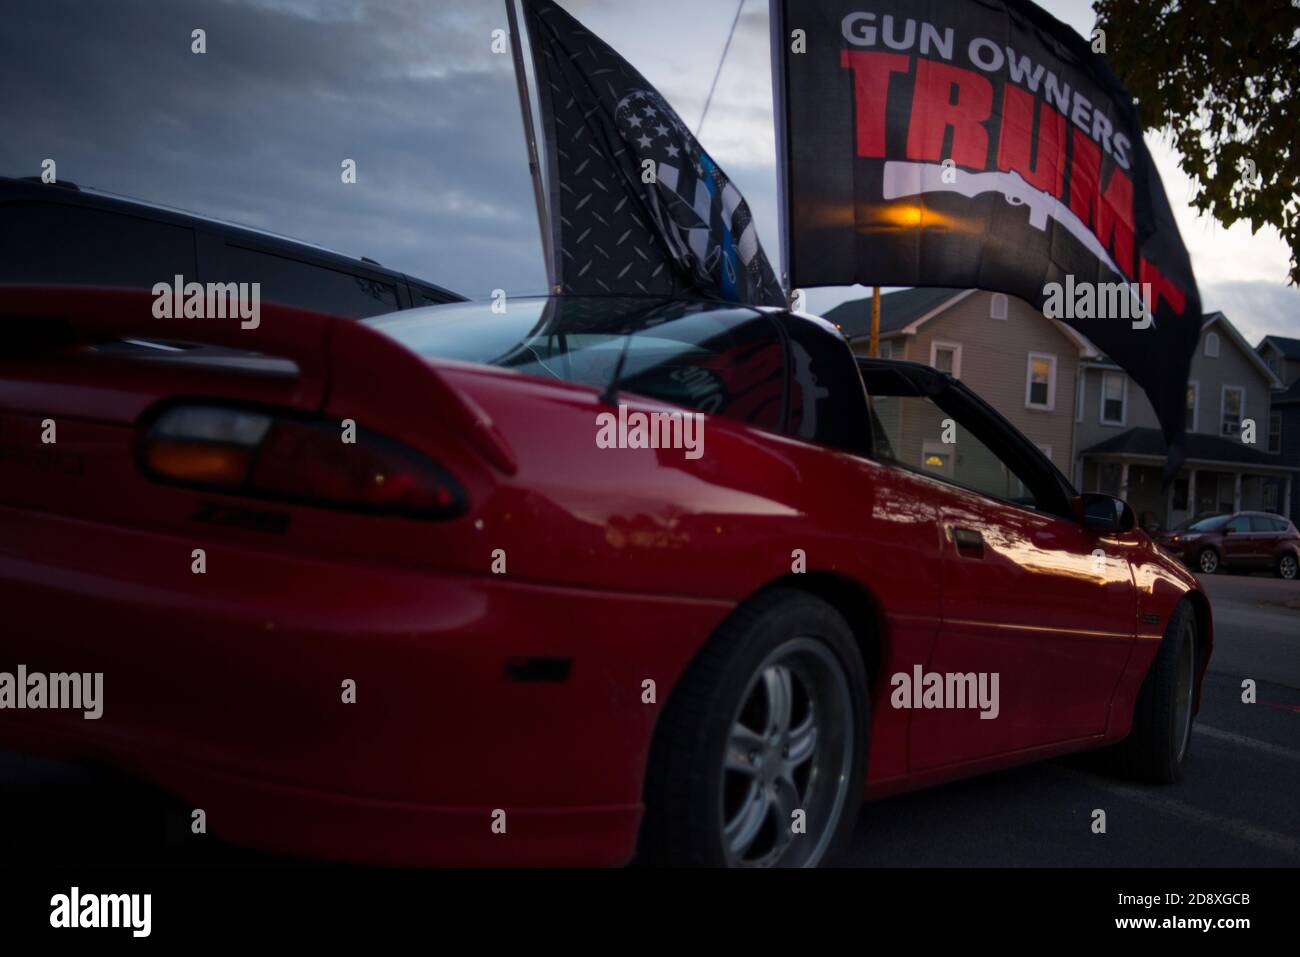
[
  {"xmin": 1205, "ymin": 332, "xmax": 1220, "ymax": 358},
  {"xmin": 878, "ymin": 340, "xmax": 892, "ymax": 360},
  {"xmin": 921, "ymin": 440, "xmax": 953, "ymax": 478},
  {"xmin": 930, "ymin": 341, "xmax": 962, "ymax": 378},
  {"xmin": 1025, "ymin": 353, "xmax": 1057, "ymax": 410},
  {"xmin": 1269, "ymin": 411, "xmax": 1282, "ymax": 452},
  {"xmin": 1264, "ymin": 483, "xmax": 1279, "ymax": 510},
  {"xmin": 1221, "ymin": 386, "xmax": 1245, "ymax": 436},
  {"xmin": 1186, "ymin": 381, "xmax": 1199, "ymax": 433},
  {"xmin": 990, "ymin": 293, "xmax": 1008, "ymax": 319},
  {"xmin": 1100, "ymin": 371, "xmax": 1127, "ymax": 425}
]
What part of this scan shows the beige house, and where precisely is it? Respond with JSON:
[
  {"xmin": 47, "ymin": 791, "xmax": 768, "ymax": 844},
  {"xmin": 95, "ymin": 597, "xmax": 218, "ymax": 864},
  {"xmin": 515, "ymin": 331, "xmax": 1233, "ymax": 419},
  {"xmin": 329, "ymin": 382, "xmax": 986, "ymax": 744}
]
[
  {"xmin": 823, "ymin": 291, "xmax": 1297, "ymax": 530},
  {"xmin": 823, "ymin": 287, "xmax": 1092, "ymax": 478}
]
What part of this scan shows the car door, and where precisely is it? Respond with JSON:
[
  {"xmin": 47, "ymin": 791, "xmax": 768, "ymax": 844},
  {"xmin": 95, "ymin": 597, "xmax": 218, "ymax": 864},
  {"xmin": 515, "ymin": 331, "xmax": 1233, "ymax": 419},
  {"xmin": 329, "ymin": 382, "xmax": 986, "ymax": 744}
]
[
  {"xmin": 861, "ymin": 366, "xmax": 1137, "ymax": 770},
  {"xmin": 1251, "ymin": 515, "xmax": 1285, "ymax": 566},
  {"xmin": 1221, "ymin": 514, "xmax": 1254, "ymax": 566}
]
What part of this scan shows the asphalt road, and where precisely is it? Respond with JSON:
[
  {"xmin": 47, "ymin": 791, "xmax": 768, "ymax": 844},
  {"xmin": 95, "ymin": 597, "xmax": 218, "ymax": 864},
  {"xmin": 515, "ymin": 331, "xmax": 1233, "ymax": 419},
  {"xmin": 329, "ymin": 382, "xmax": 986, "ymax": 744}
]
[{"xmin": 2, "ymin": 571, "xmax": 1297, "ymax": 868}]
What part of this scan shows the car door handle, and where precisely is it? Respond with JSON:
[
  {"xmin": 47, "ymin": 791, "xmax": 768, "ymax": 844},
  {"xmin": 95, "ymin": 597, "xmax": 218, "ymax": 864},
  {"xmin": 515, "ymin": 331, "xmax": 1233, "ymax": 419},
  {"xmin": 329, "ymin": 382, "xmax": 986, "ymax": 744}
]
[{"xmin": 949, "ymin": 526, "xmax": 984, "ymax": 558}]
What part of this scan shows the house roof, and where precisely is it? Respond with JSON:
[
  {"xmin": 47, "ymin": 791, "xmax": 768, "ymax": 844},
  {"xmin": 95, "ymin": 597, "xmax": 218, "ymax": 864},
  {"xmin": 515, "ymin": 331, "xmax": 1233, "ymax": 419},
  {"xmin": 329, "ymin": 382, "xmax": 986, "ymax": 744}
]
[
  {"xmin": 1275, "ymin": 377, "xmax": 1300, "ymax": 405},
  {"xmin": 1202, "ymin": 312, "xmax": 1283, "ymax": 387},
  {"xmin": 820, "ymin": 287, "xmax": 963, "ymax": 340},
  {"xmin": 1084, "ymin": 312, "xmax": 1283, "ymax": 388},
  {"xmin": 1081, "ymin": 427, "xmax": 1295, "ymax": 470},
  {"xmin": 1259, "ymin": 335, "xmax": 1300, "ymax": 360}
]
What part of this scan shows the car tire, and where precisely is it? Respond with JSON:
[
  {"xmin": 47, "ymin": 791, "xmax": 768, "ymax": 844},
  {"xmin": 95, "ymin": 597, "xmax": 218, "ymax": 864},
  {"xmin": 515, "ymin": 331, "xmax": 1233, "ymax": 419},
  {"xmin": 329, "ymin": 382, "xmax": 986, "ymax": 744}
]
[
  {"xmin": 1278, "ymin": 553, "xmax": 1299, "ymax": 580},
  {"xmin": 1196, "ymin": 547, "xmax": 1219, "ymax": 574},
  {"xmin": 1100, "ymin": 600, "xmax": 1198, "ymax": 784},
  {"xmin": 638, "ymin": 588, "xmax": 868, "ymax": 867}
]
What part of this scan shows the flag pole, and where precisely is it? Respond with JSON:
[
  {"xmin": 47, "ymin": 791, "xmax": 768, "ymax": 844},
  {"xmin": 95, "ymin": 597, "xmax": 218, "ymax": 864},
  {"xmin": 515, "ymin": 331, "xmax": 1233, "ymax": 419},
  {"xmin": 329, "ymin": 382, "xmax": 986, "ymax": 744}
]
[
  {"xmin": 768, "ymin": 0, "xmax": 792, "ymax": 307},
  {"xmin": 505, "ymin": 0, "xmax": 557, "ymax": 293},
  {"xmin": 870, "ymin": 286, "xmax": 881, "ymax": 357}
]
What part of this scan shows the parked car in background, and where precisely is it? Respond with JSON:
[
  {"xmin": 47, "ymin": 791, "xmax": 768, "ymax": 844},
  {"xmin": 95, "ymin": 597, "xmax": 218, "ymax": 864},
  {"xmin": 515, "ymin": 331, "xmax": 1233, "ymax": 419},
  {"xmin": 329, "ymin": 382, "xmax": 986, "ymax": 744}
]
[
  {"xmin": 0, "ymin": 175, "xmax": 463, "ymax": 315},
  {"xmin": 1156, "ymin": 511, "xmax": 1300, "ymax": 579}
]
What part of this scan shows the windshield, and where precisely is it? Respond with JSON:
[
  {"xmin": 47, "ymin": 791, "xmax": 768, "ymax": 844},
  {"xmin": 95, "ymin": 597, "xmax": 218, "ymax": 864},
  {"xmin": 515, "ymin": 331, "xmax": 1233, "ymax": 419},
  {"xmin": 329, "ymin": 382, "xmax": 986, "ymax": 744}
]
[
  {"xmin": 1185, "ymin": 514, "xmax": 1230, "ymax": 532},
  {"xmin": 363, "ymin": 297, "xmax": 787, "ymax": 429}
]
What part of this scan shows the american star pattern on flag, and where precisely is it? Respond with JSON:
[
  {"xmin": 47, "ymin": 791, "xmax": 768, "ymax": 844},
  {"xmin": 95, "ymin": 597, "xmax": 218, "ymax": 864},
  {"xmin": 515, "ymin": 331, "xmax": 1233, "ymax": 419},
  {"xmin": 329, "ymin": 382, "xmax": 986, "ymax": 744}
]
[{"xmin": 522, "ymin": 0, "xmax": 784, "ymax": 306}]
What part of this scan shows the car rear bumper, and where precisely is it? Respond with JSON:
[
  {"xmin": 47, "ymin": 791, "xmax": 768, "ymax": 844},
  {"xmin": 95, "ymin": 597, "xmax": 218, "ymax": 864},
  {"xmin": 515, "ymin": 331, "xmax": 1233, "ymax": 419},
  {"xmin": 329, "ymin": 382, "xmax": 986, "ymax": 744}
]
[{"xmin": 0, "ymin": 506, "xmax": 730, "ymax": 865}]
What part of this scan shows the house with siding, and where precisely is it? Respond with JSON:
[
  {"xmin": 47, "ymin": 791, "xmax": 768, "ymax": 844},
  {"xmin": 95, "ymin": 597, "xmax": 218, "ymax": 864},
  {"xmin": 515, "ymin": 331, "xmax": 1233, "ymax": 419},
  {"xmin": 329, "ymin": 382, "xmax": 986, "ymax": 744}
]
[
  {"xmin": 823, "ymin": 287, "xmax": 1092, "ymax": 479},
  {"xmin": 1257, "ymin": 335, "xmax": 1300, "ymax": 386},
  {"xmin": 1256, "ymin": 335, "xmax": 1300, "ymax": 528},
  {"xmin": 1076, "ymin": 313, "xmax": 1292, "ymax": 529},
  {"xmin": 823, "ymin": 291, "xmax": 1297, "ymax": 530}
]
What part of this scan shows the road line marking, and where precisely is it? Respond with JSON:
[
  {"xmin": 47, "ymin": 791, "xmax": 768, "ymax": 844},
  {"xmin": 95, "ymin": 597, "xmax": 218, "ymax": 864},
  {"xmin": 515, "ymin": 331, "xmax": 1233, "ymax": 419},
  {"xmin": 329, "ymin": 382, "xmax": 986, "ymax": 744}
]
[
  {"xmin": 1051, "ymin": 766, "xmax": 1300, "ymax": 861},
  {"xmin": 1196, "ymin": 725, "xmax": 1300, "ymax": 762}
]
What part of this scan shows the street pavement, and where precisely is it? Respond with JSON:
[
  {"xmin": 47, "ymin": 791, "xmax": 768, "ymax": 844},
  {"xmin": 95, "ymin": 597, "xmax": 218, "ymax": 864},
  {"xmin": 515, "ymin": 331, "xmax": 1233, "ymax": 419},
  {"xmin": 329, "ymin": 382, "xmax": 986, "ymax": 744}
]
[{"xmin": 2, "ymin": 571, "xmax": 1296, "ymax": 867}]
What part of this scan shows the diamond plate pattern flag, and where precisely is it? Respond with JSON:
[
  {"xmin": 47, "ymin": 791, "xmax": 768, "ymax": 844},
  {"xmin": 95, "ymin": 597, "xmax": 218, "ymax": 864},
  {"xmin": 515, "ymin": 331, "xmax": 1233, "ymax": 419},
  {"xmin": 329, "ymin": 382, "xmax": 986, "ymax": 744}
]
[{"xmin": 521, "ymin": 0, "xmax": 784, "ymax": 306}]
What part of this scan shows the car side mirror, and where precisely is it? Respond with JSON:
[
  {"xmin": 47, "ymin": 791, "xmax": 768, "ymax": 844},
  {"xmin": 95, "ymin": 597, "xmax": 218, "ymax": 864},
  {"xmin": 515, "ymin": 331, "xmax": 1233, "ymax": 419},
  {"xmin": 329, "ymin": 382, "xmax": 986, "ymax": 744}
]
[{"xmin": 1073, "ymin": 493, "xmax": 1136, "ymax": 534}]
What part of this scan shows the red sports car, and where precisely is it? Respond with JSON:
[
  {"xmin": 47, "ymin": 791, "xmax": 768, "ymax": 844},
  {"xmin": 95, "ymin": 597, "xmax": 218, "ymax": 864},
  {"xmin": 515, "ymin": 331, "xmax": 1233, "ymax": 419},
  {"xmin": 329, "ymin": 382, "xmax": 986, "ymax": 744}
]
[{"xmin": 0, "ymin": 287, "xmax": 1211, "ymax": 867}]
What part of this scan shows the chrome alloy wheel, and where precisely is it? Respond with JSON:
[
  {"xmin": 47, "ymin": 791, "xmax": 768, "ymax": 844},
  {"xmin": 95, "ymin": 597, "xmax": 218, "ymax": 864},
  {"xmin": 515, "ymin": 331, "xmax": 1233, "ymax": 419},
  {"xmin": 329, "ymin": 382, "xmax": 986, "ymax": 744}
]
[{"xmin": 719, "ymin": 637, "xmax": 854, "ymax": 867}]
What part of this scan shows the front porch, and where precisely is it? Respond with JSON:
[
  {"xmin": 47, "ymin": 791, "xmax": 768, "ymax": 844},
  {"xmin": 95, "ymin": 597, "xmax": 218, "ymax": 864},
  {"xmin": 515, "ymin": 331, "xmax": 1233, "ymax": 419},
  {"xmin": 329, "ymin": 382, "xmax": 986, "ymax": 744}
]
[
  {"xmin": 1078, "ymin": 428, "xmax": 1296, "ymax": 532},
  {"xmin": 1081, "ymin": 458, "xmax": 1294, "ymax": 531}
]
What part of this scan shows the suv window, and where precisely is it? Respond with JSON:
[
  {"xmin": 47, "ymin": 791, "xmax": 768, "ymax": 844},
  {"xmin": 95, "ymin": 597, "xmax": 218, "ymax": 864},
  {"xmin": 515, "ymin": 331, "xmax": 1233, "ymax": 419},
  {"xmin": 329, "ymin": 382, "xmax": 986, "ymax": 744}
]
[
  {"xmin": 1226, "ymin": 516, "xmax": 1252, "ymax": 532},
  {"xmin": 1251, "ymin": 515, "xmax": 1285, "ymax": 532},
  {"xmin": 222, "ymin": 245, "xmax": 399, "ymax": 318},
  {"xmin": 0, "ymin": 202, "xmax": 195, "ymax": 286}
]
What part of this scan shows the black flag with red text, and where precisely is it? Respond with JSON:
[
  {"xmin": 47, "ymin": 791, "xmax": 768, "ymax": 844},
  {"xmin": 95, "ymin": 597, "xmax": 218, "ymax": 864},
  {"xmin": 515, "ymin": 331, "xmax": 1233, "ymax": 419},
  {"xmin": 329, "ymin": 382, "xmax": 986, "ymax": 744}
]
[{"xmin": 772, "ymin": 0, "xmax": 1202, "ymax": 474}]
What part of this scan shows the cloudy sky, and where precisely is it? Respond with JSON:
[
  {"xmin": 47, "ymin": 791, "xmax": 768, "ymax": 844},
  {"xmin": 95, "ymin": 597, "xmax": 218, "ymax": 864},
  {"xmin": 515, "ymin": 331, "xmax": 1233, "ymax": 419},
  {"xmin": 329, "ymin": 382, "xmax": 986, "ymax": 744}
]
[{"xmin": 3, "ymin": 0, "xmax": 1296, "ymax": 343}]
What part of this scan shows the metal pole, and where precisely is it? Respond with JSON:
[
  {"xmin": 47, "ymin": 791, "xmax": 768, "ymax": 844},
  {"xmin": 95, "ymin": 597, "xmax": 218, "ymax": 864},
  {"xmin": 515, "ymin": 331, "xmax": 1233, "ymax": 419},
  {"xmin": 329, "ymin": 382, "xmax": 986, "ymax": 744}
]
[
  {"xmin": 768, "ymin": 0, "xmax": 791, "ymax": 302},
  {"xmin": 505, "ymin": 0, "xmax": 557, "ymax": 292},
  {"xmin": 870, "ymin": 286, "xmax": 881, "ymax": 357}
]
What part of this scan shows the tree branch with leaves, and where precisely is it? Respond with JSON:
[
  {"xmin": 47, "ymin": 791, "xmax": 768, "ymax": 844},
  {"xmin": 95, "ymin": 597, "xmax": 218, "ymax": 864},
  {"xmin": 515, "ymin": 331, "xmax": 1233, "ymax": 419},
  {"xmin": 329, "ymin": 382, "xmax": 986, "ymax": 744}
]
[{"xmin": 1094, "ymin": 0, "xmax": 1300, "ymax": 284}]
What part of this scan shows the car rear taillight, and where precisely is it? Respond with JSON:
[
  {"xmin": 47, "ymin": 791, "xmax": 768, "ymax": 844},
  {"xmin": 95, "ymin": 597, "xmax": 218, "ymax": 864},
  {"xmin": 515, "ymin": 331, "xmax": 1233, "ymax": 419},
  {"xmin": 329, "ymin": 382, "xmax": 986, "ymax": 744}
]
[{"xmin": 141, "ymin": 405, "xmax": 466, "ymax": 518}]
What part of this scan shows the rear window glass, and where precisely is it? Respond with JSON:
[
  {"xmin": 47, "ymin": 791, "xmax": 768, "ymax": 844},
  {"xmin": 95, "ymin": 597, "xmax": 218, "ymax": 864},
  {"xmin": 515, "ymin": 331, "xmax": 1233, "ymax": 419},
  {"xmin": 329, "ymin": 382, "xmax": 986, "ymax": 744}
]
[
  {"xmin": 0, "ymin": 201, "xmax": 195, "ymax": 287},
  {"xmin": 364, "ymin": 298, "xmax": 785, "ymax": 432},
  {"xmin": 221, "ymin": 245, "xmax": 398, "ymax": 318}
]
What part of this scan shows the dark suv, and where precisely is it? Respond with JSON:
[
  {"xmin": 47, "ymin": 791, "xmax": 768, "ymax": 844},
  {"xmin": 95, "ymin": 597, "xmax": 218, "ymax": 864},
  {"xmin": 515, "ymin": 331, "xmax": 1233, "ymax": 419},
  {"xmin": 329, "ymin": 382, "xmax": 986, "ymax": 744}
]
[
  {"xmin": 1, "ymin": 176, "xmax": 463, "ymax": 315},
  {"xmin": 1156, "ymin": 511, "xmax": 1300, "ymax": 579}
]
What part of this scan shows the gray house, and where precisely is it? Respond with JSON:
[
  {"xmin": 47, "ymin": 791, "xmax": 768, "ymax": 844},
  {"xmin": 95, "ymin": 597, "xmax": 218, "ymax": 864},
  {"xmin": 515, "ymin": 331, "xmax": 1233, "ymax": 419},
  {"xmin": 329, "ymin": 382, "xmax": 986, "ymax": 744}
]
[
  {"xmin": 1257, "ymin": 335, "xmax": 1300, "ymax": 386},
  {"xmin": 1256, "ymin": 335, "xmax": 1300, "ymax": 529},
  {"xmin": 1075, "ymin": 312, "xmax": 1292, "ymax": 529}
]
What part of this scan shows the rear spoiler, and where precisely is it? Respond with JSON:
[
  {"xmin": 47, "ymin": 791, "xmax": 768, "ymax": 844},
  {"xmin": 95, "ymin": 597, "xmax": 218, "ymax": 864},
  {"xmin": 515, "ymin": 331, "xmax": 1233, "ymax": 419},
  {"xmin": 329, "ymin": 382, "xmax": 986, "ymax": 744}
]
[{"xmin": 0, "ymin": 285, "xmax": 516, "ymax": 474}]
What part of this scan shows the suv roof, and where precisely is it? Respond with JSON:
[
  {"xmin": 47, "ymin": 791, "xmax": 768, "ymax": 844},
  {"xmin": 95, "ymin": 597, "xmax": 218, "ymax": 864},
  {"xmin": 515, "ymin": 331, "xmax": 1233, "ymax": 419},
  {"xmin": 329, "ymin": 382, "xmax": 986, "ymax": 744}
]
[{"xmin": 0, "ymin": 175, "xmax": 464, "ymax": 305}]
